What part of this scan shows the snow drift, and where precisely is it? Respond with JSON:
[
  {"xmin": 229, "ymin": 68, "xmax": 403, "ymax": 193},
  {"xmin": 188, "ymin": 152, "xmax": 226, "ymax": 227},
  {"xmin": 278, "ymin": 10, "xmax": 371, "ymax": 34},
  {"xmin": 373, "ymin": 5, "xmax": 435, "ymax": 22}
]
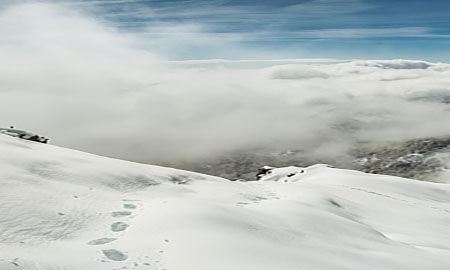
[{"xmin": 1, "ymin": 134, "xmax": 450, "ymax": 270}]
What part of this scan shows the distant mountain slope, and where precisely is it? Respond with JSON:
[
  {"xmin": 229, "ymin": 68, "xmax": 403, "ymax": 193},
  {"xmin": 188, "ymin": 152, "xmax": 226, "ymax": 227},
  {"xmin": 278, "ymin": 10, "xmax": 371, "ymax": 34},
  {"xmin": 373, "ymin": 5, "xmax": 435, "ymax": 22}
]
[
  {"xmin": 354, "ymin": 137, "xmax": 450, "ymax": 181},
  {"xmin": 1, "ymin": 134, "xmax": 450, "ymax": 269},
  {"xmin": 174, "ymin": 137, "xmax": 450, "ymax": 182}
]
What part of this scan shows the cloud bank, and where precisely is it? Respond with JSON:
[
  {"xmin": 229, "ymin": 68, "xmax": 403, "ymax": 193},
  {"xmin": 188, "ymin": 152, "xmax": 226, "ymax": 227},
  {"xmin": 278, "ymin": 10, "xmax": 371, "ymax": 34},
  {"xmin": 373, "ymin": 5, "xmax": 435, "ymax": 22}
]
[{"xmin": 1, "ymin": 2, "xmax": 450, "ymax": 166}]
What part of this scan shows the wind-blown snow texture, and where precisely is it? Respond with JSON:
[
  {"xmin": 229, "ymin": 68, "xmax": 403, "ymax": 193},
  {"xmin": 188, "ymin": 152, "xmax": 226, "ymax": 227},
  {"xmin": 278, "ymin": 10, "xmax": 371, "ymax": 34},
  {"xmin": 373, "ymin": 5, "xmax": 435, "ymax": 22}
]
[{"xmin": 1, "ymin": 134, "xmax": 450, "ymax": 270}]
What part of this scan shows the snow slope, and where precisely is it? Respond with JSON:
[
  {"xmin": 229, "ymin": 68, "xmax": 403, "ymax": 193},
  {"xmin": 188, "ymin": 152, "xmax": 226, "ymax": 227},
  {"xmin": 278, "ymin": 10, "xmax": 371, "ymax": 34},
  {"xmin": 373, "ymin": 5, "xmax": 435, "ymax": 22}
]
[{"xmin": 1, "ymin": 134, "xmax": 450, "ymax": 270}]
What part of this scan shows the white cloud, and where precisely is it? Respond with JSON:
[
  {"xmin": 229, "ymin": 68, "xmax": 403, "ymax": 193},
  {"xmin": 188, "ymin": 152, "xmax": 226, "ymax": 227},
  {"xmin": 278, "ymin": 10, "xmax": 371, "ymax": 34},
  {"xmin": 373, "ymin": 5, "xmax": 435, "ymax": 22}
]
[
  {"xmin": 1, "ymin": 2, "xmax": 450, "ymax": 165},
  {"xmin": 169, "ymin": 58, "xmax": 345, "ymax": 64}
]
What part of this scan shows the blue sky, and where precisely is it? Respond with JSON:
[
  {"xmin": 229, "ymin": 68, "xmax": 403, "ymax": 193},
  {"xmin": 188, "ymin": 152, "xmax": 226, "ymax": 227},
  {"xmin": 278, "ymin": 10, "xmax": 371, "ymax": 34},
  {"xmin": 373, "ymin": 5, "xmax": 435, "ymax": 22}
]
[
  {"xmin": 67, "ymin": 0, "xmax": 450, "ymax": 61},
  {"xmin": 5, "ymin": 0, "xmax": 450, "ymax": 61}
]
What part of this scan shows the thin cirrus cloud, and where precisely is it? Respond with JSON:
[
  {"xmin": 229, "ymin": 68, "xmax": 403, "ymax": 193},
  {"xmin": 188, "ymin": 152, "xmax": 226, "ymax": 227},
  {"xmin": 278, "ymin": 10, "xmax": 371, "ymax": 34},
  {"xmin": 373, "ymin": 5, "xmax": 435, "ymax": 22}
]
[{"xmin": 286, "ymin": 27, "xmax": 450, "ymax": 39}]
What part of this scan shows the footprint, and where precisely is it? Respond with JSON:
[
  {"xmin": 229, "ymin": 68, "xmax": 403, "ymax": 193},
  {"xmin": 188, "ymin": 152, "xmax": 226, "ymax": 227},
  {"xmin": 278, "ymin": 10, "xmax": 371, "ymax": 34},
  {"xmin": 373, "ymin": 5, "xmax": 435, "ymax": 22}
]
[
  {"xmin": 111, "ymin": 211, "xmax": 132, "ymax": 217},
  {"xmin": 87, "ymin": 238, "xmax": 117, "ymax": 245},
  {"xmin": 111, "ymin": 222, "xmax": 130, "ymax": 232},
  {"xmin": 251, "ymin": 196, "xmax": 268, "ymax": 202},
  {"xmin": 102, "ymin": 249, "xmax": 128, "ymax": 261},
  {"xmin": 236, "ymin": 202, "xmax": 249, "ymax": 206},
  {"xmin": 123, "ymin": 204, "xmax": 137, "ymax": 209}
]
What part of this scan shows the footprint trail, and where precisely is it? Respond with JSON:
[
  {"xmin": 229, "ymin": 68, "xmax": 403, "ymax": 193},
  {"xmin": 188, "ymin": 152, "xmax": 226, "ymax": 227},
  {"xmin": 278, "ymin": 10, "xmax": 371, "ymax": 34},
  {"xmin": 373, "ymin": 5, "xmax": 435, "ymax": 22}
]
[
  {"xmin": 102, "ymin": 249, "xmax": 128, "ymax": 261},
  {"xmin": 111, "ymin": 222, "xmax": 129, "ymax": 232},
  {"xmin": 87, "ymin": 238, "xmax": 117, "ymax": 245}
]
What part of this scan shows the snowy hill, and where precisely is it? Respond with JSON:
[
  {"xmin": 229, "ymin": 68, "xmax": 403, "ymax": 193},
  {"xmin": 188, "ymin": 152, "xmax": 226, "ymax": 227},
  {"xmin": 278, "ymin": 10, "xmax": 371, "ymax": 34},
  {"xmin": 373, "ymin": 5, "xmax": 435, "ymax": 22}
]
[{"xmin": 1, "ymin": 134, "xmax": 450, "ymax": 270}]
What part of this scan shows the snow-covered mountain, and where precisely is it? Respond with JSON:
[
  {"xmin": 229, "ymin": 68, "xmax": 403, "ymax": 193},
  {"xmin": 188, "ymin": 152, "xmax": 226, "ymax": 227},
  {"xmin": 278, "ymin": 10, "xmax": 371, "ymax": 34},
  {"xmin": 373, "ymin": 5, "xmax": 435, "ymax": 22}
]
[{"xmin": 1, "ymin": 134, "xmax": 450, "ymax": 270}]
